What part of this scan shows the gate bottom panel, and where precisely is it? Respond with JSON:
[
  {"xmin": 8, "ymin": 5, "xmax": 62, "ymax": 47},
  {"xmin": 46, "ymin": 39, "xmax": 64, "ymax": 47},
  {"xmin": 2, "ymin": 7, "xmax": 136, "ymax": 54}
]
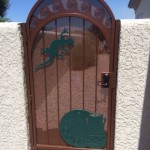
[{"xmin": 37, "ymin": 144, "xmax": 106, "ymax": 150}]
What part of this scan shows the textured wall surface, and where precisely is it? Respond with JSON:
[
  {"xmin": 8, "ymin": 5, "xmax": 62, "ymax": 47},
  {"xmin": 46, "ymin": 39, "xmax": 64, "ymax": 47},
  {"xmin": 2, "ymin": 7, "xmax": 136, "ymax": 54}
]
[
  {"xmin": 0, "ymin": 23, "xmax": 29, "ymax": 150},
  {"xmin": 115, "ymin": 20, "xmax": 150, "ymax": 150}
]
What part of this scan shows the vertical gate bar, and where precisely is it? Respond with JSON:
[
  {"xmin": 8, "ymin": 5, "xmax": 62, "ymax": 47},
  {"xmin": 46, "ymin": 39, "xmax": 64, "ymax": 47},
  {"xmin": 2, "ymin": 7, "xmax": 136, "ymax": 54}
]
[
  {"xmin": 95, "ymin": 35, "xmax": 98, "ymax": 114},
  {"xmin": 55, "ymin": 19, "xmax": 60, "ymax": 123},
  {"xmin": 107, "ymin": 59, "xmax": 112, "ymax": 150},
  {"xmin": 107, "ymin": 88, "xmax": 113, "ymax": 150},
  {"xmin": 83, "ymin": 19, "xmax": 85, "ymax": 110},
  {"xmin": 110, "ymin": 20, "xmax": 120, "ymax": 150},
  {"xmin": 107, "ymin": 20, "xmax": 117, "ymax": 150},
  {"xmin": 42, "ymin": 29, "xmax": 50, "ymax": 144},
  {"xmin": 69, "ymin": 17, "xmax": 72, "ymax": 111},
  {"xmin": 21, "ymin": 24, "xmax": 35, "ymax": 149},
  {"xmin": 30, "ymin": 38, "xmax": 38, "ymax": 149},
  {"xmin": 29, "ymin": 38, "xmax": 37, "ymax": 149},
  {"xmin": 107, "ymin": 43, "xmax": 112, "ymax": 150},
  {"xmin": 55, "ymin": 20, "xmax": 61, "ymax": 146}
]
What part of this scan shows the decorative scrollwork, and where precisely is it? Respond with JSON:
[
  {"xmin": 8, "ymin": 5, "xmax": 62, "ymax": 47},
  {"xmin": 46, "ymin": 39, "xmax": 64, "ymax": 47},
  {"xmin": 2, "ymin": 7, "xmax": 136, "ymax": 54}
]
[
  {"xmin": 81, "ymin": 2, "xmax": 91, "ymax": 13},
  {"xmin": 94, "ymin": 8, "xmax": 105, "ymax": 20},
  {"xmin": 52, "ymin": 1, "xmax": 63, "ymax": 13},
  {"xmin": 67, "ymin": 0, "xmax": 77, "ymax": 9},
  {"xmin": 39, "ymin": 6, "xmax": 50, "ymax": 19},
  {"xmin": 30, "ymin": 16, "xmax": 38, "ymax": 28},
  {"xmin": 29, "ymin": 0, "xmax": 114, "ymax": 31}
]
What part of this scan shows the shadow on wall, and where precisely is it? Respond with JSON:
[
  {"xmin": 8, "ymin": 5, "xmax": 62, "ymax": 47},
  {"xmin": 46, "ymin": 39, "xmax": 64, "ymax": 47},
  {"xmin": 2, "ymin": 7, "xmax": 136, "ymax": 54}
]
[{"xmin": 138, "ymin": 54, "xmax": 150, "ymax": 150}]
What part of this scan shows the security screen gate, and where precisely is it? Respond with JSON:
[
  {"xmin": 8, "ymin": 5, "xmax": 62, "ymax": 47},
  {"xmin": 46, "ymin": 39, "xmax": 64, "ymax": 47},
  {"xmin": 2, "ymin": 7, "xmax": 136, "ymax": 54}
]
[{"xmin": 21, "ymin": 0, "xmax": 120, "ymax": 150}]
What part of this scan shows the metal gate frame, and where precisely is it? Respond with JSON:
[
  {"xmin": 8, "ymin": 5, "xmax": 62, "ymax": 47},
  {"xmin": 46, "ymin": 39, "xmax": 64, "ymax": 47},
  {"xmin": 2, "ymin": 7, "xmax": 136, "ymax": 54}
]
[{"xmin": 21, "ymin": 1, "xmax": 120, "ymax": 150}]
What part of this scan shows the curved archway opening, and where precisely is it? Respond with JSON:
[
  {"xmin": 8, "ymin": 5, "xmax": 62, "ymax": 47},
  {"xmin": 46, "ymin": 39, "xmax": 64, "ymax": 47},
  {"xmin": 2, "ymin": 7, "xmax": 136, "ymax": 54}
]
[
  {"xmin": 24, "ymin": 1, "xmax": 119, "ymax": 150},
  {"xmin": 26, "ymin": 0, "xmax": 115, "ymax": 43}
]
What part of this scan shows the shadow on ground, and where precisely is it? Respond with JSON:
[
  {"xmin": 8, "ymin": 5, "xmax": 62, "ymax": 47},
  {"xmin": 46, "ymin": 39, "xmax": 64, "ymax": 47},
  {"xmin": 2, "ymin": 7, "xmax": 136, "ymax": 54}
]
[{"xmin": 138, "ymin": 54, "xmax": 150, "ymax": 150}]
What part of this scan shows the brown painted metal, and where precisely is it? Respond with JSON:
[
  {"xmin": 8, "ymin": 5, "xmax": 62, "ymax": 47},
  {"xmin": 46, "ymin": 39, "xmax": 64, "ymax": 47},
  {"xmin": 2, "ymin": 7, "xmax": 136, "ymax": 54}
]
[
  {"xmin": 37, "ymin": 144, "xmax": 106, "ymax": 150},
  {"xmin": 95, "ymin": 35, "xmax": 98, "ymax": 114},
  {"xmin": 26, "ymin": 0, "xmax": 115, "ymax": 49},
  {"xmin": 21, "ymin": 23, "xmax": 34, "ymax": 149},
  {"xmin": 83, "ymin": 19, "xmax": 85, "ymax": 110},
  {"xmin": 42, "ymin": 29, "xmax": 49, "ymax": 144},
  {"xmin": 55, "ymin": 19, "xmax": 61, "ymax": 146},
  {"xmin": 21, "ymin": 1, "xmax": 120, "ymax": 150},
  {"xmin": 28, "ymin": 13, "xmax": 111, "ymax": 47},
  {"xmin": 106, "ymin": 20, "xmax": 120, "ymax": 150},
  {"xmin": 69, "ymin": 17, "xmax": 72, "ymax": 111},
  {"xmin": 109, "ymin": 20, "xmax": 120, "ymax": 150}
]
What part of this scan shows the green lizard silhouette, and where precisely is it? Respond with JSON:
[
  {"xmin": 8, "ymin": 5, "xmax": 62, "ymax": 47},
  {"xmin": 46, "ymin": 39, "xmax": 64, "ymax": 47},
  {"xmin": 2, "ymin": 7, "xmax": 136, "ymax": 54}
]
[{"xmin": 35, "ymin": 28, "xmax": 74, "ymax": 71}]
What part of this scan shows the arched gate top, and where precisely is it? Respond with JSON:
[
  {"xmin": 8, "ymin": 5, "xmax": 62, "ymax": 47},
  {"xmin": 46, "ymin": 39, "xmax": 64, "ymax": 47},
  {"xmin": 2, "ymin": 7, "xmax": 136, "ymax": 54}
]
[{"xmin": 26, "ymin": 0, "xmax": 115, "ymax": 44}]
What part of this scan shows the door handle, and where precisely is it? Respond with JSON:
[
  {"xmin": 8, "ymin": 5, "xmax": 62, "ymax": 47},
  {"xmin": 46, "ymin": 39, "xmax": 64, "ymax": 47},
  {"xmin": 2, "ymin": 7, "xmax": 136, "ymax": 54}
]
[
  {"xmin": 97, "ymin": 81, "xmax": 109, "ymax": 87},
  {"xmin": 97, "ymin": 73, "xmax": 110, "ymax": 88}
]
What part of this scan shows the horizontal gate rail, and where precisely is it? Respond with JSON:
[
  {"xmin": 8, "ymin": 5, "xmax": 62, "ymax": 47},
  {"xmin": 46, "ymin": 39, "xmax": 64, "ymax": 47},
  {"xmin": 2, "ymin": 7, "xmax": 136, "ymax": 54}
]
[{"xmin": 37, "ymin": 144, "xmax": 105, "ymax": 150}]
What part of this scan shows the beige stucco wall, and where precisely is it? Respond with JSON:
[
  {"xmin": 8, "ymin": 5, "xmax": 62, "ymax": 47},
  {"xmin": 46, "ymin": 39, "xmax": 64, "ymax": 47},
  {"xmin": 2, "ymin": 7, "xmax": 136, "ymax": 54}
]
[
  {"xmin": 115, "ymin": 20, "xmax": 150, "ymax": 150},
  {"xmin": 0, "ymin": 20, "xmax": 150, "ymax": 150},
  {"xmin": 0, "ymin": 23, "xmax": 29, "ymax": 150}
]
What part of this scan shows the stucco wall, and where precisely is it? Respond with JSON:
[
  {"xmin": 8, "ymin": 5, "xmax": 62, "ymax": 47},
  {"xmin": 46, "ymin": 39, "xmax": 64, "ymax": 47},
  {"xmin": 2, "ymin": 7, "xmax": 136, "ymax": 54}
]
[
  {"xmin": 0, "ymin": 20, "xmax": 150, "ymax": 150},
  {"xmin": 115, "ymin": 20, "xmax": 150, "ymax": 150},
  {"xmin": 0, "ymin": 23, "xmax": 29, "ymax": 150}
]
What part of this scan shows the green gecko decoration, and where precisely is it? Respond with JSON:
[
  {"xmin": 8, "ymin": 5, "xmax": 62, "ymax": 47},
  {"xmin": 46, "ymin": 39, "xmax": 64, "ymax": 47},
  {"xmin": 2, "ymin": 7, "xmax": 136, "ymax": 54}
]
[{"xmin": 35, "ymin": 28, "xmax": 74, "ymax": 71}]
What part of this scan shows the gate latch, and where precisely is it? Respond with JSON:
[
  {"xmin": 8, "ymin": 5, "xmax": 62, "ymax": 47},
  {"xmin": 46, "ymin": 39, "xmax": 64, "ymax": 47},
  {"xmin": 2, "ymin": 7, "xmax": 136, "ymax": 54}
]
[{"xmin": 97, "ymin": 72, "xmax": 115, "ymax": 88}]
